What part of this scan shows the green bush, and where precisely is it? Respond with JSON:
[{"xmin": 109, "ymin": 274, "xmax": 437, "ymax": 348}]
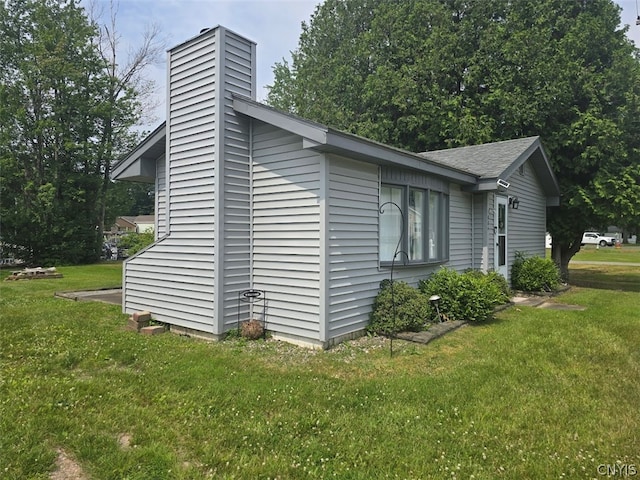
[
  {"xmin": 511, "ymin": 252, "xmax": 560, "ymax": 292},
  {"xmin": 419, "ymin": 268, "xmax": 510, "ymax": 322},
  {"xmin": 368, "ymin": 280, "xmax": 430, "ymax": 335},
  {"xmin": 118, "ymin": 230, "xmax": 154, "ymax": 256}
]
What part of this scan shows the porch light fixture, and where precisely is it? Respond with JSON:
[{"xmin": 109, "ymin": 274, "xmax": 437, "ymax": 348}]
[
  {"xmin": 509, "ymin": 196, "xmax": 520, "ymax": 210},
  {"xmin": 429, "ymin": 294, "xmax": 443, "ymax": 323}
]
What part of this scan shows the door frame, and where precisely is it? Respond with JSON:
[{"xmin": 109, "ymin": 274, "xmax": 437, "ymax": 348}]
[{"xmin": 495, "ymin": 195, "xmax": 508, "ymax": 278}]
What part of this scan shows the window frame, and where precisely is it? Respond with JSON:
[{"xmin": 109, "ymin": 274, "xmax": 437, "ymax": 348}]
[{"xmin": 379, "ymin": 182, "xmax": 449, "ymax": 267}]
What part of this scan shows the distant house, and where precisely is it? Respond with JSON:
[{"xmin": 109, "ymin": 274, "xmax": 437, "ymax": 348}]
[
  {"xmin": 112, "ymin": 26, "xmax": 560, "ymax": 348},
  {"xmin": 109, "ymin": 215, "xmax": 155, "ymax": 235}
]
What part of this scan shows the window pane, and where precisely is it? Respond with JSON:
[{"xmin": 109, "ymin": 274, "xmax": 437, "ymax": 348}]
[
  {"xmin": 409, "ymin": 188, "xmax": 424, "ymax": 261},
  {"xmin": 498, "ymin": 203, "xmax": 506, "ymax": 234},
  {"xmin": 429, "ymin": 191, "xmax": 440, "ymax": 260},
  {"xmin": 380, "ymin": 186, "xmax": 403, "ymax": 262}
]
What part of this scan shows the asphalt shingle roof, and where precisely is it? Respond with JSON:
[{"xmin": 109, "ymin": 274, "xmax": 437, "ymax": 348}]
[{"xmin": 418, "ymin": 136, "xmax": 541, "ymax": 179}]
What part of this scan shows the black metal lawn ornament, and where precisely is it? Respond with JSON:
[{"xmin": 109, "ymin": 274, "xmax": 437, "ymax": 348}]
[{"xmin": 379, "ymin": 201, "xmax": 408, "ymax": 358}]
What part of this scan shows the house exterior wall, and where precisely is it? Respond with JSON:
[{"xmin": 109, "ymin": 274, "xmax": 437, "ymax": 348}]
[
  {"xmin": 155, "ymin": 154, "xmax": 167, "ymax": 238},
  {"xmin": 251, "ymin": 122, "xmax": 323, "ymax": 343},
  {"xmin": 325, "ymin": 156, "xmax": 459, "ymax": 344},
  {"xmin": 219, "ymin": 32, "xmax": 255, "ymax": 331},
  {"xmin": 448, "ymin": 184, "xmax": 473, "ymax": 272},
  {"xmin": 326, "ymin": 156, "xmax": 380, "ymax": 341},
  {"xmin": 122, "ymin": 27, "xmax": 255, "ymax": 336},
  {"xmin": 507, "ymin": 161, "xmax": 547, "ymax": 262}
]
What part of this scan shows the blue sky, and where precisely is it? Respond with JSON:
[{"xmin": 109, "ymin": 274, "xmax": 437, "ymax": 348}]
[{"xmin": 83, "ymin": 0, "xmax": 640, "ymax": 130}]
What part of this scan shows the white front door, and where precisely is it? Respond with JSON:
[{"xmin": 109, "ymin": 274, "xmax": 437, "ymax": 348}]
[{"xmin": 495, "ymin": 196, "xmax": 508, "ymax": 278}]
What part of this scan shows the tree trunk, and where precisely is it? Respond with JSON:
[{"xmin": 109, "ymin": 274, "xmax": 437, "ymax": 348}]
[{"xmin": 551, "ymin": 233, "xmax": 583, "ymax": 283}]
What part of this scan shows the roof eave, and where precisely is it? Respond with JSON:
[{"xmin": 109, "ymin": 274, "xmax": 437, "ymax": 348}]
[
  {"xmin": 111, "ymin": 122, "xmax": 166, "ymax": 183},
  {"xmin": 314, "ymin": 131, "xmax": 477, "ymax": 184},
  {"xmin": 233, "ymin": 95, "xmax": 477, "ymax": 185}
]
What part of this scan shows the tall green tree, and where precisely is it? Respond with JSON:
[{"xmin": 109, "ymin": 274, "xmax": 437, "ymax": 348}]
[
  {"xmin": 0, "ymin": 0, "xmax": 161, "ymax": 265},
  {"xmin": 0, "ymin": 0, "xmax": 105, "ymax": 264},
  {"xmin": 268, "ymin": 0, "xmax": 640, "ymax": 278}
]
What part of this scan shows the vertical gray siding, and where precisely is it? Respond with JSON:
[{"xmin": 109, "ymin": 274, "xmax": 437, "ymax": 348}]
[{"xmin": 251, "ymin": 122, "xmax": 323, "ymax": 341}]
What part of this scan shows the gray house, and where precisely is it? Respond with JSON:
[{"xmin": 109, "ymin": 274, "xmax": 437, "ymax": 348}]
[{"xmin": 113, "ymin": 26, "xmax": 560, "ymax": 348}]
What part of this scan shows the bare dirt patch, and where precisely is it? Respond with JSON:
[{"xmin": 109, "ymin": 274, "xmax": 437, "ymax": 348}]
[{"xmin": 50, "ymin": 448, "xmax": 87, "ymax": 480}]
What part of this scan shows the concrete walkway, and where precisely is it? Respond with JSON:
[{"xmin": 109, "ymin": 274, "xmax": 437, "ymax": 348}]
[
  {"xmin": 55, "ymin": 288, "xmax": 122, "ymax": 305},
  {"xmin": 397, "ymin": 293, "xmax": 586, "ymax": 345}
]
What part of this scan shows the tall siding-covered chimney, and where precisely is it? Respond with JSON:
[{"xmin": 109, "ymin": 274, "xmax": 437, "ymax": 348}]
[{"xmin": 164, "ymin": 26, "xmax": 256, "ymax": 334}]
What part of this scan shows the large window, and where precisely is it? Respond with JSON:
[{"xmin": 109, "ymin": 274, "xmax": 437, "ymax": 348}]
[{"xmin": 380, "ymin": 184, "xmax": 449, "ymax": 264}]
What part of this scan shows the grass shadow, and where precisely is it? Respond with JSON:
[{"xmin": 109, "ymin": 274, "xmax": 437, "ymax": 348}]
[{"xmin": 569, "ymin": 267, "xmax": 640, "ymax": 293}]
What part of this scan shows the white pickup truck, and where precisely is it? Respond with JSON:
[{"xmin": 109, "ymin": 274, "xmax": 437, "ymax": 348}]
[{"xmin": 581, "ymin": 232, "xmax": 617, "ymax": 247}]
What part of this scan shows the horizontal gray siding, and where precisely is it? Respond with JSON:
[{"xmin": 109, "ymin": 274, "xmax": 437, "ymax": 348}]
[
  {"xmin": 448, "ymin": 184, "xmax": 473, "ymax": 272},
  {"xmin": 472, "ymin": 193, "xmax": 488, "ymax": 272},
  {"xmin": 507, "ymin": 160, "xmax": 547, "ymax": 263},
  {"xmin": 123, "ymin": 31, "xmax": 219, "ymax": 333},
  {"xmin": 221, "ymin": 31, "xmax": 254, "ymax": 330},
  {"xmin": 155, "ymin": 155, "xmax": 167, "ymax": 237},
  {"xmin": 327, "ymin": 157, "xmax": 380, "ymax": 339},
  {"xmin": 251, "ymin": 122, "xmax": 322, "ymax": 341},
  {"xmin": 327, "ymin": 158, "xmax": 443, "ymax": 341}
]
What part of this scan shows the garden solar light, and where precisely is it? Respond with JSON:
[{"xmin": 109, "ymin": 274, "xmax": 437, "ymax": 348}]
[{"xmin": 429, "ymin": 294, "xmax": 443, "ymax": 322}]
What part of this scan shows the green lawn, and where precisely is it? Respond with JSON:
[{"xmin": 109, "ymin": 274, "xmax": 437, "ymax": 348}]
[
  {"xmin": 571, "ymin": 243, "xmax": 640, "ymax": 263},
  {"xmin": 1, "ymin": 264, "xmax": 639, "ymax": 479}
]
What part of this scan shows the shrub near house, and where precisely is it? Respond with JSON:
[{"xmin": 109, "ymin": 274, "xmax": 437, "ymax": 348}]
[
  {"xmin": 511, "ymin": 252, "xmax": 561, "ymax": 292},
  {"xmin": 369, "ymin": 269, "xmax": 511, "ymax": 334}
]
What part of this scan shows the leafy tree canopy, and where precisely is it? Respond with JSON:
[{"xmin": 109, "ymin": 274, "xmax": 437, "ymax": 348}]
[
  {"xmin": 0, "ymin": 0, "xmax": 161, "ymax": 265},
  {"xmin": 268, "ymin": 0, "xmax": 640, "ymax": 276}
]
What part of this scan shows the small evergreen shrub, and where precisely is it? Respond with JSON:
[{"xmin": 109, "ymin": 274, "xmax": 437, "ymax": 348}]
[
  {"xmin": 511, "ymin": 252, "xmax": 560, "ymax": 292},
  {"xmin": 368, "ymin": 280, "xmax": 430, "ymax": 335},
  {"xmin": 419, "ymin": 268, "xmax": 510, "ymax": 322}
]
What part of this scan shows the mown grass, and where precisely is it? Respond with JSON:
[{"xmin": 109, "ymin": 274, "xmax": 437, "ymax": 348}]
[
  {"xmin": 571, "ymin": 243, "xmax": 640, "ymax": 263},
  {"xmin": 569, "ymin": 262, "xmax": 640, "ymax": 292},
  {"xmin": 543, "ymin": 244, "xmax": 640, "ymax": 291},
  {"xmin": 1, "ymin": 264, "xmax": 639, "ymax": 479}
]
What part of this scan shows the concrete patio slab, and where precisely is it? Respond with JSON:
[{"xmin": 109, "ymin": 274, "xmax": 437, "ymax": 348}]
[{"xmin": 55, "ymin": 289, "xmax": 122, "ymax": 305}]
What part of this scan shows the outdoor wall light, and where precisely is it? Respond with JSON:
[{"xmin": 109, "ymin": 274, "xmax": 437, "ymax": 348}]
[
  {"xmin": 429, "ymin": 294, "xmax": 443, "ymax": 323},
  {"xmin": 509, "ymin": 196, "xmax": 520, "ymax": 210}
]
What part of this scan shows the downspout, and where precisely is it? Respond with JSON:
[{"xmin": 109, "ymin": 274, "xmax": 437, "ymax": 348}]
[{"xmin": 248, "ymin": 118, "xmax": 255, "ymax": 320}]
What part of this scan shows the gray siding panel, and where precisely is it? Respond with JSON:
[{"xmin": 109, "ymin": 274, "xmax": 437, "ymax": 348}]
[
  {"xmin": 328, "ymin": 159, "xmax": 475, "ymax": 340},
  {"xmin": 156, "ymin": 155, "xmax": 167, "ymax": 237},
  {"xmin": 123, "ymin": 28, "xmax": 255, "ymax": 335},
  {"xmin": 122, "ymin": 31, "xmax": 218, "ymax": 333},
  {"xmin": 448, "ymin": 184, "xmax": 473, "ymax": 272},
  {"xmin": 220, "ymin": 30, "xmax": 255, "ymax": 330},
  {"xmin": 507, "ymin": 160, "xmax": 547, "ymax": 262},
  {"xmin": 251, "ymin": 122, "xmax": 322, "ymax": 340}
]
